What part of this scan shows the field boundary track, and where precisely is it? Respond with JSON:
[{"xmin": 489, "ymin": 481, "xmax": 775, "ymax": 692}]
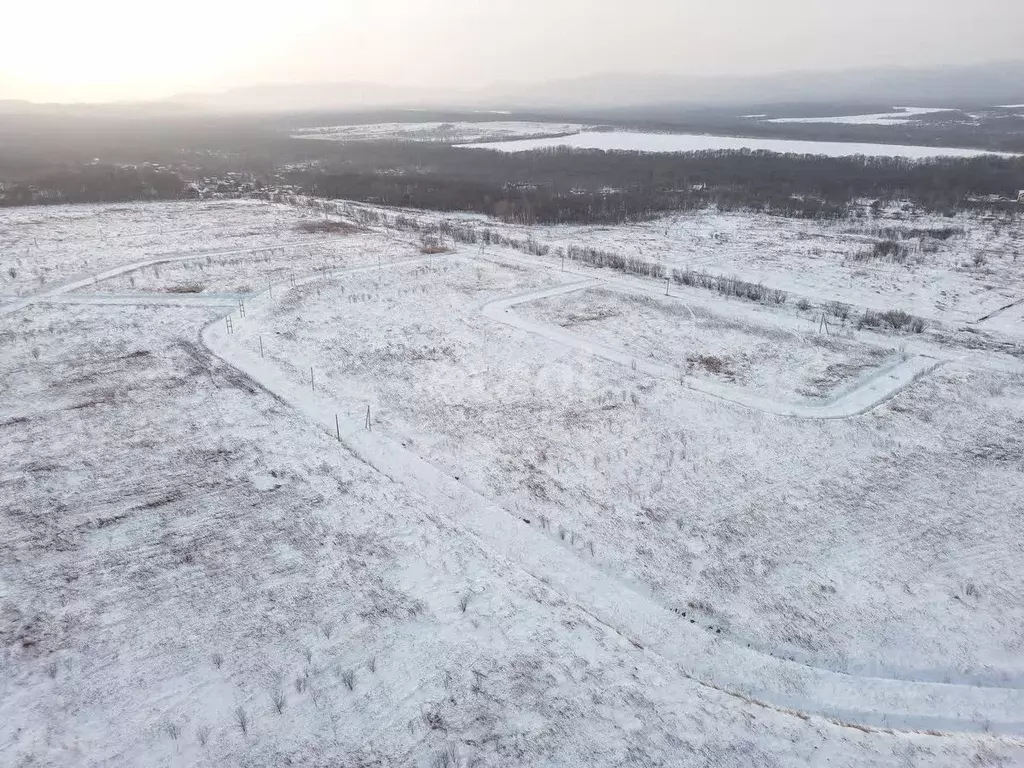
[
  {"xmin": 0, "ymin": 239, "xmax": 343, "ymax": 318},
  {"xmin": 481, "ymin": 278, "xmax": 942, "ymax": 419}
]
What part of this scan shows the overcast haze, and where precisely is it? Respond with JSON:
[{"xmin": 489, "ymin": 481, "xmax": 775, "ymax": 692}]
[{"xmin": 4, "ymin": 0, "xmax": 1024, "ymax": 103}]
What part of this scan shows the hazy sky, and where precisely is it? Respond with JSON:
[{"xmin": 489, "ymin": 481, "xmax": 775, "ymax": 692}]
[{"xmin": 4, "ymin": 0, "xmax": 1023, "ymax": 102}]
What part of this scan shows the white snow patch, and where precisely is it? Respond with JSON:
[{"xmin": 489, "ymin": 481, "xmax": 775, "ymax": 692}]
[
  {"xmin": 293, "ymin": 121, "xmax": 584, "ymax": 143},
  {"xmin": 765, "ymin": 106, "xmax": 957, "ymax": 125},
  {"xmin": 462, "ymin": 130, "xmax": 1014, "ymax": 159}
]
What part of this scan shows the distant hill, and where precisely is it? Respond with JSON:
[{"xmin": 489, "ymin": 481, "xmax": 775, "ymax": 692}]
[
  {"xmin": 168, "ymin": 82, "xmax": 448, "ymax": 113},
  {"xmin": 484, "ymin": 61, "xmax": 1024, "ymax": 109},
  {"xmin": 5, "ymin": 61, "xmax": 1020, "ymax": 115},
  {"xmin": 161, "ymin": 61, "xmax": 1024, "ymax": 114}
]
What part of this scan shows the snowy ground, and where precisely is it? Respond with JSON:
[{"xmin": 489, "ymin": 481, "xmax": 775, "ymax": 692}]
[
  {"xmin": 0, "ymin": 200, "xmax": 378, "ymax": 297},
  {"xmin": 228, "ymin": 249, "xmax": 1023, "ymax": 681},
  {"xmin": 427, "ymin": 205, "xmax": 1024, "ymax": 329},
  {"xmin": 464, "ymin": 131, "xmax": 1017, "ymax": 158},
  {"xmin": 3, "ymin": 199, "xmax": 1024, "ymax": 765},
  {"xmin": 293, "ymin": 121, "xmax": 586, "ymax": 143},
  {"xmin": 763, "ymin": 107, "xmax": 957, "ymax": 125},
  {"xmin": 515, "ymin": 285, "xmax": 894, "ymax": 399}
]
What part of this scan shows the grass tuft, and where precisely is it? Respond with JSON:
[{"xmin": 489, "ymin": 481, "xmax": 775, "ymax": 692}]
[
  {"xmin": 341, "ymin": 668, "xmax": 356, "ymax": 691},
  {"xmin": 234, "ymin": 706, "xmax": 250, "ymax": 736},
  {"xmin": 271, "ymin": 688, "xmax": 287, "ymax": 714}
]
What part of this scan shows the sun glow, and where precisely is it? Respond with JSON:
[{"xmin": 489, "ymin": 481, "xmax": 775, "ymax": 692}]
[{"xmin": 2, "ymin": 0, "xmax": 336, "ymax": 101}]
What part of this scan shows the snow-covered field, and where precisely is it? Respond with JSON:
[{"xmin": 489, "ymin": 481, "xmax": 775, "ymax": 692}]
[
  {"xmin": 464, "ymin": 131, "xmax": 1015, "ymax": 158},
  {"xmin": 293, "ymin": 121, "xmax": 586, "ymax": 143},
  {"xmin": 764, "ymin": 106, "xmax": 956, "ymax": 125},
  {"xmin": 516, "ymin": 285, "xmax": 894, "ymax": 399},
  {"xmin": 3, "ymin": 199, "xmax": 1024, "ymax": 765},
  {"xmin": 0, "ymin": 200, "xmax": 376, "ymax": 296},
  {"xmin": 226, "ymin": 247, "xmax": 1023, "ymax": 676},
  {"xmin": 433, "ymin": 205, "xmax": 1024, "ymax": 329}
]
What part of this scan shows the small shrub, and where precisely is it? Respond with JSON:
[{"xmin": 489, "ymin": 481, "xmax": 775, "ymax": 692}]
[
  {"xmin": 873, "ymin": 240, "xmax": 910, "ymax": 262},
  {"xmin": 196, "ymin": 724, "xmax": 211, "ymax": 747},
  {"xmin": 879, "ymin": 309, "xmax": 913, "ymax": 331},
  {"xmin": 164, "ymin": 721, "xmax": 181, "ymax": 740},
  {"xmin": 423, "ymin": 709, "xmax": 447, "ymax": 732},
  {"xmin": 295, "ymin": 671, "xmax": 309, "ymax": 694},
  {"xmin": 433, "ymin": 745, "xmax": 469, "ymax": 768},
  {"xmin": 420, "ymin": 234, "xmax": 451, "ymax": 255},
  {"xmin": 271, "ymin": 689, "xmax": 286, "ymax": 714},
  {"xmin": 367, "ymin": 656, "xmax": 377, "ymax": 673},
  {"xmin": 879, "ymin": 225, "xmax": 963, "ymax": 241},
  {"xmin": 392, "ymin": 214, "xmax": 421, "ymax": 231},
  {"xmin": 796, "ymin": 298, "xmax": 811, "ymax": 312},
  {"xmin": 341, "ymin": 669, "xmax": 356, "ymax": 691},
  {"xmin": 459, "ymin": 593, "xmax": 471, "ymax": 613},
  {"xmin": 295, "ymin": 219, "xmax": 357, "ymax": 234},
  {"xmin": 234, "ymin": 706, "xmax": 250, "ymax": 736},
  {"xmin": 211, "ymin": 652, "xmax": 224, "ymax": 670},
  {"xmin": 858, "ymin": 308, "xmax": 925, "ymax": 333},
  {"xmin": 687, "ymin": 355, "xmax": 730, "ymax": 376},
  {"xmin": 857, "ymin": 310, "xmax": 884, "ymax": 329},
  {"xmin": 852, "ymin": 239, "xmax": 911, "ymax": 263},
  {"xmin": 826, "ymin": 301, "xmax": 852, "ymax": 321},
  {"xmin": 166, "ymin": 283, "xmax": 204, "ymax": 294}
]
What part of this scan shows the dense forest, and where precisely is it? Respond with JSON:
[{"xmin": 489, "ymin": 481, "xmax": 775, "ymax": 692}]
[
  {"xmin": 1, "ymin": 109, "xmax": 1022, "ymax": 221},
  {"xmin": 297, "ymin": 146, "xmax": 1024, "ymax": 223},
  {"xmin": 0, "ymin": 164, "xmax": 190, "ymax": 206}
]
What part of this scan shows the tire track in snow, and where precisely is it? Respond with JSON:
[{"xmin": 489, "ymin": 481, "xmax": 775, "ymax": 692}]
[{"xmin": 0, "ymin": 238, "xmax": 349, "ymax": 318}]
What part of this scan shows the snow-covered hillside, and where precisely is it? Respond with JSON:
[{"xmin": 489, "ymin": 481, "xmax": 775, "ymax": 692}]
[{"xmin": 2, "ymin": 199, "xmax": 1023, "ymax": 766}]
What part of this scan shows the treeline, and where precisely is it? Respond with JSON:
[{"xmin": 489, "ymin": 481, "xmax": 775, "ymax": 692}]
[
  {"xmin": 0, "ymin": 164, "xmax": 193, "ymax": 206},
  {"xmin": 322, "ymin": 199, "xmax": 930, "ymax": 335},
  {"xmin": 293, "ymin": 146, "xmax": 1024, "ymax": 224}
]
